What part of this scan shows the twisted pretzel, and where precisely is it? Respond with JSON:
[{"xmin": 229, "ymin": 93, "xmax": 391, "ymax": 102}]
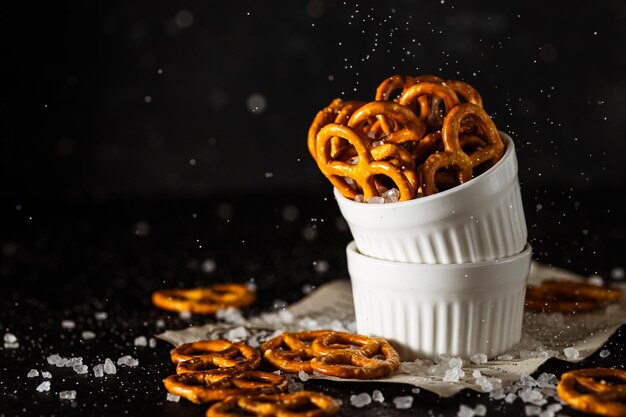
[
  {"xmin": 348, "ymin": 101, "xmax": 426, "ymax": 146},
  {"xmin": 525, "ymin": 279, "xmax": 623, "ymax": 314},
  {"xmin": 163, "ymin": 370, "xmax": 287, "ymax": 404},
  {"xmin": 175, "ymin": 341, "xmax": 261, "ymax": 374},
  {"xmin": 315, "ymin": 123, "xmax": 416, "ymax": 201},
  {"xmin": 307, "ymin": 99, "xmax": 365, "ymax": 159},
  {"xmin": 398, "ymin": 81, "xmax": 460, "ymax": 128},
  {"xmin": 207, "ymin": 391, "xmax": 340, "ymax": 417},
  {"xmin": 260, "ymin": 330, "xmax": 335, "ymax": 374},
  {"xmin": 557, "ymin": 368, "xmax": 626, "ymax": 417},
  {"xmin": 152, "ymin": 284, "xmax": 255, "ymax": 314},
  {"xmin": 310, "ymin": 333, "xmax": 400, "ymax": 379}
]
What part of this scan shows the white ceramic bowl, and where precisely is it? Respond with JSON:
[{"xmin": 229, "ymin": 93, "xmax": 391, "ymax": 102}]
[
  {"xmin": 335, "ymin": 133, "xmax": 527, "ymax": 264},
  {"xmin": 347, "ymin": 241, "xmax": 532, "ymax": 360}
]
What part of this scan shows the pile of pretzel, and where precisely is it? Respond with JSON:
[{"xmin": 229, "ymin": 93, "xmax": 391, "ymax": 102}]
[
  {"xmin": 308, "ymin": 74, "xmax": 505, "ymax": 202},
  {"xmin": 524, "ymin": 279, "xmax": 623, "ymax": 314},
  {"xmin": 163, "ymin": 331, "xmax": 400, "ymax": 416}
]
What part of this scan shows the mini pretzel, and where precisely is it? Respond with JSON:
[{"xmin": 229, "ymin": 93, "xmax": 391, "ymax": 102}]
[
  {"xmin": 525, "ymin": 279, "xmax": 623, "ymax": 314},
  {"xmin": 175, "ymin": 341, "xmax": 261, "ymax": 374},
  {"xmin": 348, "ymin": 100, "xmax": 426, "ymax": 146},
  {"xmin": 398, "ymin": 81, "xmax": 460, "ymax": 127},
  {"xmin": 260, "ymin": 330, "xmax": 335, "ymax": 374},
  {"xmin": 310, "ymin": 333, "xmax": 400, "ymax": 379},
  {"xmin": 163, "ymin": 370, "xmax": 288, "ymax": 404},
  {"xmin": 420, "ymin": 103, "xmax": 503, "ymax": 195},
  {"xmin": 445, "ymin": 79, "xmax": 483, "ymax": 107},
  {"xmin": 557, "ymin": 368, "xmax": 626, "ymax": 416},
  {"xmin": 315, "ymin": 123, "xmax": 416, "ymax": 201},
  {"xmin": 307, "ymin": 99, "xmax": 365, "ymax": 159},
  {"xmin": 152, "ymin": 284, "xmax": 255, "ymax": 314},
  {"xmin": 206, "ymin": 391, "xmax": 340, "ymax": 417}
]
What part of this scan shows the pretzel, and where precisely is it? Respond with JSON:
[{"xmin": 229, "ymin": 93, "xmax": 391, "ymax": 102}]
[
  {"xmin": 175, "ymin": 341, "xmax": 261, "ymax": 374},
  {"xmin": 163, "ymin": 370, "xmax": 288, "ymax": 404},
  {"xmin": 152, "ymin": 284, "xmax": 255, "ymax": 314},
  {"xmin": 310, "ymin": 333, "xmax": 400, "ymax": 379},
  {"xmin": 557, "ymin": 368, "xmax": 626, "ymax": 416},
  {"xmin": 398, "ymin": 81, "xmax": 460, "ymax": 128},
  {"xmin": 525, "ymin": 279, "xmax": 623, "ymax": 314},
  {"xmin": 260, "ymin": 330, "xmax": 335, "ymax": 373},
  {"xmin": 420, "ymin": 103, "xmax": 503, "ymax": 196},
  {"xmin": 315, "ymin": 123, "xmax": 416, "ymax": 201},
  {"xmin": 307, "ymin": 99, "xmax": 365, "ymax": 159},
  {"xmin": 206, "ymin": 391, "xmax": 340, "ymax": 417}
]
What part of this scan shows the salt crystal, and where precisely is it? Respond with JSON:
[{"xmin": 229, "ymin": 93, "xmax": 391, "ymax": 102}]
[
  {"xmin": 179, "ymin": 311, "xmax": 192, "ymax": 320},
  {"xmin": 539, "ymin": 410, "xmax": 555, "ymax": 417},
  {"xmin": 470, "ymin": 353, "xmax": 488, "ymax": 364},
  {"xmin": 367, "ymin": 196, "xmax": 385, "ymax": 204},
  {"xmin": 457, "ymin": 404, "xmax": 475, "ymax": 417},
  {"xmin": 392, "ymin": 396, "xmax": 413, "ymax": 409},
  {"xmin": 563, "ymin": 347, "xmax": 579, "ymax": 359},
  {"xmin": 155, "ymin": 319, "xmax": 165, "ymax": 328},
  {"xmin": 382, "ymin": 188, "xmax": 400, "ymax": 203},
  {"xmin": 497, "ymin": 354, "xmax": 514, "ymax": 361},
  {"xmin": 278, "ymin": 310, "xmax": 294, "ymax": 324},
  {"xmin": 474, "ymin": 404, "xmax": 487, "ymax": 416},
  {"xmin": 4, "ymin": 341, "xmax": 19, "ymax": 349},
  {"xmin": 520, "ymin": 389, "xmax": 543, "ymax": 403},
  {"xmin": 354, "ymin": 194, "xmax": 365, "ymax": 203},
  {"xmin": 73, "ymin": 364, "xmax": 88, "ymax": 374},
  {"xmin": 166, "ymin": 393, "xmax": 180, "ymax": 402},
  {"xmin": 449, "ymin": 357, "xmax": 463, "ymax": 368},
  {"xmin": 226, "ymin": 326, "xmax": 249, "ymax": 341},
  {"xmin": 59, "ymin": 390, "xmax": 76, "ymax": 400},
  {"xmin": 537, "ymin": 373, "xmax": 558, "ymax": 388},
  {"xmin": 476, "ymin": 376, "xmax": 493, "ymax": 392},
  {"xmin": 117, "ymin": 355, "xmax": 139, "ymax": 367},
  {"xmin": 411, "ymin": 387, "xmax": 420, "ymax": 394},
  {"xmin": 505, "ymin": 393, "xmax": 517, "ymax": 403},
  {"xmin": 134, "ymin": 336, "xmax": 148, "ymax": 347},
  {"xmin": 95, "ymin": 311, "xmax": 108, "ymax": 320},
  {"xmin": 372, "ymin": 390, "xmax": 384, "ymax": 402},
  {"xmin": 103, "ymin": 358, "xmax": 117, "ymax": 374},
  {"xmin": 472, "ymin": 370, "xmax": 482, "ymax": 379},
  {"xmin": 3, "ymin": 333, "xmax": 17, "ymax": 343},
  {"xmin": 67, "ymin": 357, "xmax": 83, "ymax": 367},
  {"xmin": 443, "ymin": 367, "xmax": 461, "ymax": 382},
  {"xmin": 599, "ymin": 349, "xmax": 610, "ymax": 358},
  {"xmin": 93, "ymin": 364, "xmax": 104, "ymax": 378},
  {"xmin": 61, "ymin": 320, "xmax": 76, "ymax": 330},
  {"xmin": 298, "ymin": 370, "xmax": 309, "ymax": 382},
  {"xmin": 149, "ymin": 338, "xmax": 157, "ymax": 348},
  {"xmin": 525, "ymin": 405, "xmax": 542, "ymax": 416},
  {"xmin": 350, "ymin": 393, "xmax": 372, "ymax": 408},
  {"xmin": 287, "ymin": 378, "xmax": 304, "ymax": 393},
  {"xmin": 489, "ymin": 388, "xmax": 506, "ymax": 400},
  {"xmin": 201, "ymin": 258, "xmax": 216, "ymax": 273},
  {"xmin": 56, "ymin": 357, "xmax": 69, "ymax": 367},
  {"xmin": 27, "ymin": 369, "xmax": 39, "ymax": 378},
  {"xmin": 36, "ymin": 381, "xmax": 51, "ymax": 392},
  {"xmin": 520, "ymin": 350, "xmax": 537, "ymax": 359},
  {"xmin": 546, "ymin": 403, "xmax": 562, "ymax": 413},
  {"xmin": 81, "ymin": 331, "xmax": 96, "ymax": 340},
  {"xmin": 610, "ymin": 266, "xmax": 625, "ymax": 280},
  {"xmin": 372, "ymin": 140, "xmax": 384, "ymax": 147},
  {"xmin": 216, "ymin": 306, "xmax": 245, "ymax": 324},
  {"xmin": 588, "ymin": 275, "xmax": 604, "ymax": 286},
  {"xmin": 41, "ymin": 371, "xmax": 52, "ymax": 379}
]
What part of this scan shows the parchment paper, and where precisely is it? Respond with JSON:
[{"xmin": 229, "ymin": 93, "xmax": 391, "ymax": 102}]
[{"xmin": 156, "ymin": 261, "xmax": 626, "ymax": 397}]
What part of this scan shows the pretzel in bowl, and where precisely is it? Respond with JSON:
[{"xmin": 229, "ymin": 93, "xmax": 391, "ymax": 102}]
[
  {"xmin": 152, "ymin": 283, "xmax": 255, "ymax": 315},
  {"xmin": 174, "ymin": 341, "xmax": 261, "ymax": 374},
  {"xmin": 525, "ymin": 279, "xmax": 623, "ymax": 314},
  {"xmin": 163, "ymin": 370, "xmax": 288, "ymax": 404},
  {"xmin": 310, "ymin": 333, "xmax": 400, "ymax": 379},
  {"xmin": 315, "ymin": 123, "xmax": 416, "ymax": 201},
  {"xmin": 307, "ymin": 98, "xmax": 365, "ymax": 159},
  {"xmin": 260, "ymin": 330, "xmax": 336, "ymax": 374},
  {"xmin": 557, "ymin": 368, "xmax": 626, "ymax": 416},
  {"xmin": 206, "ymin": 391, "xmax": 341, "ymax": 417}
]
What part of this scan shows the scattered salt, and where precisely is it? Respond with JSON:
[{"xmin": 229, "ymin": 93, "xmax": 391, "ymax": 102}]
[
  {"xmin": 95, "ymin": 311, "xmax": 108, "ymax": 320},
  {"xmin": 133, "ymin": 336, "xmax": 148, "ymax": 347},
  {"xmin": 117, "ymin": 355, "xmax": 139, "ymax": 367},
  {"xmin": 59, "ymin": 390, "xmax": 77, "ymax": 400},
  {"xmin": 457, "ymin": 404, "xmax": 475, "ymax": 417},
  {"xmin": 166, "ymin": 393, "xmax": 180, "ymax": 402},
  {"xmin": 443, "ymin": 367, "xmax": 462, "ymax": 382},
  {"xmin": 103, "ymin": 358, "xmax": 117, "ymax": 375},
  {"xmin": 81, "ymin": 331, "xmax": 96, "ymax": 340},
  {"xmin": 287, "ymin": 378, "xmax": 304, "ymax": 393},
  {"xmin": 505, "ymin": 393, "xmax": 517, "ymax": 403},
  {"xmin": 563, "ymin": 347, "xmax": 579, "ymax": 360},
  {"xmin": 350, "ymin": 393, "xmax": 372, "ymax": 408},
  {"xmin": 4, "ymin": 333, "xmax": 17, "ymax": 343},
  {"xmin": 449, "ymin": 357, "xmax": 463, "ymax": 368},
  {"xmin": 470, "ymin": 353, "xmax": 488, "ymax": 364},
  {"xmin": 298, "ymin": 370, "xmax": 309, "ymax": 382},
  {"xmin": 73, "ymin": 364, "xmax": 88, "ymax": 374},
  {"xmin": 41, "ymin": 371, "xmax": 52, "ymax": 379},
  {"xmin": 367, "ymin": 196, "xmax": 385, "ymax": 204},
  {"xmin": 61, "ymin": 320, "xmax": 76, "ymax": 330},
  {"xmin": 474, "ymin": 404, "xmax": 487, "ymax": 416},
  {"xmin": 496, "ymin": 354, "xmax": 514, "ymax": 361},
  {"xmin": 372, "ymin": 390, "xmax": 384, "ymax": 403},
  {"xmin": 27, "ymin": 369, "xmax": 39, "ymax": 378},
  {"xmin": 201, "ymin": 258, "xmax": 216, "ymax": 273},
  {"xmin": 36, "ymin": 381, "xmax": 51, "ymax": 392},
  {"xmin": 93, "ymin": 364, "xmax": 104, "ymax": 378},
  {"xmin": 392, "ymin": 395, "xmax": 413, "ymax": 409},
  {"xmin": 226, "ymin": 326, "xmax": 249, "ymax": 341},
  {"xmin": 155, "ymin": 319, "xmax": 165, "ymax": 328},
  {"xmin": 476, "ymin": 376, "xmax": 493, "ymax": 392},
  {"xmin": 411, "ymin": 387, "xmax": 420, "ymax": 394},
  {"xmin": 489, "ymin": 388, "xmax": 506, "ymax": 400},
  {"xmin": 216, "ymin": 306, "xmax": 246, "ymax": 325},
  {"xmin": 149, "ymin": 338, "xmax": 157, "ymax": 348},
  {"xmin": 354, "ymin": 194, "xmax": 365, "ymax": 203},
  {"xmin": 599, "ymin": 349, "xmax": 610, "ymax": 358},
  {"xmin": 382, "ymin": 188, "xmax": 400, "ymax": 203},
  {"xmin": 472, "ymin": 370, "xmax": 482, "ymax": 379},
  {"xmin": 179, "ymin": 311, "xmax": 192, "ymax": 320},
  {"xmin": 525, "ymin": 405, "xmax": 542, "ymax": 416}
]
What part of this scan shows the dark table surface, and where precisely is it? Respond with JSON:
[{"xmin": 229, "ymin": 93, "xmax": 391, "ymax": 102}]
[{"xmin": 1, "ymin": 188, "xmax": 625, "ymax": 417}]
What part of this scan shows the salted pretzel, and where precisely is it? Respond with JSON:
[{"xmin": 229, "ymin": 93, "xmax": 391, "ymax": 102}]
[
  {"xmin": 307, "ymin": 99, "xmax": 365, "ymax": 159},
  {"xmin": 163, "ymin": 370, "xmax": 288, "ymax": 404},
  {"xmin": 557, "ymin": 368, "xmax": 626, "ymax": 416},
  {"xmin": 420, "ymin": 103, "xmax": 503, "ymax": 196},
  {"xmin": 315, "ymin": 123, "xmax": 416, "ymax": 201},
  {"xmin": 525, "ymin": 279, "xmax": 623, "ymax": 314},
  {"xmin": 348, "ymin": 100, "xmax": 426, "ymax": 146},
  {"xmin": 260, "ymin": 330, "xmax": 336, "ymax": 374},
  {"xmin": 175, "ymin": 341, "xmax": 261, "ymax": 374},
  {"xmin": 206, "ymin": 391, "xmax": 340, "ymax": 417},
  {"xmin": 152, "ymin": 284, "xmax": 255, "ymax": 315},
  {"xmin": 310, "ymin": 333, "xmax": 400, "ymax": 379},
  {"xmin": 398, "ymin": 81, "xmax": 460, "ymax": 129}
]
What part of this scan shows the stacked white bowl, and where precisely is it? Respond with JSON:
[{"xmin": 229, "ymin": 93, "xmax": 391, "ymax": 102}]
[{"xmin": 336, "ymin": 133, "xmax": 532, "ymax": 360}]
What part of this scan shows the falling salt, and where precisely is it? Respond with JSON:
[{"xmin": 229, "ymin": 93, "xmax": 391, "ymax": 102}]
[
  {"xmin": 393, "ymin": 396, "xmax": 413, "ymax": 409},
  {"xmin": 411, "ymin": 387, "xmax": 420, "ymax": 394},
  {"xmin": 599, "ymin": 349, "xmax": 610, "ymax": 358},
  {"xmin": 470, "ymin": 353, "xmax": 488, "ymax": 364},
  {"xmin": 367, "ymin": 196, "xmax": 385, "ymax": 204},
  {"xmin": 133, "ymin": 336, "xmax": 147, "ymax": 347},
  {"xmin": 73, "ymin": 364, "xmax": 88, "ymax": 374},
  {"xmin": 298, "ymin": 370, "xmax": 309, "ymax": 382},
  {"xmin": 41, "ymin": 371, "xmax": 52, "ymax": 379},
  {"xmin": 563, "ymin": 347, "xmax": 579, "ymax": 359},
  {"xmin": 103, "ymin": 358, "xmax": 117, "ymax": 374},
  {"xmin": 93, "ymin": 364, "xmax": 104, "ymax": 378},
  {"xmin": 81, "ymin": 331, "xmax": 96, "ymax": 340},
  {"xmin": 166, "ymin": 393, "xmax": 180, "ymax": 402},
  {"xmin": 372, "ymin": 390, "xmax": 384, "ymax": 402},
  {"xmin": 59, "ymin": 390, "xmax": 77, "ymax": 400},
  {"xmin": 61, "ymin": 320, "xmax": 76, "ymax": 330},
  {"xmin": 350, "ymin": 393, "xmax": 372, "ymax": 408},
  {"xmin": 27, "ymin": 369, "xmax": 39, "ymax": 378},
  {"xmin": 36, "ymin": 381, "xmax": 51, "ymax": 392}
]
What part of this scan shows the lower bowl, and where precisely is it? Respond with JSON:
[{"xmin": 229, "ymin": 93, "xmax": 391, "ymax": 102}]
[{"xmin": 346, "ymin": 241, "xmax": 532, "ymax": 360}]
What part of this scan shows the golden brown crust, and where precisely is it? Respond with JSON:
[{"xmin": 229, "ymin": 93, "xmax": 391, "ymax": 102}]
[
  {"xmin": 152, "ymin": 284, "xmax": 255, "ymax": 315},
  {"xmin": 557, "ymin": 368, "xmax": 626, "ymax": 417},
  {"xmin": 206, "ymin": 391, "xmax": 341, "ymax": 417},
  {"xmin": 525, "ymin": 279, "xmax": 623, "ymax": 314}
]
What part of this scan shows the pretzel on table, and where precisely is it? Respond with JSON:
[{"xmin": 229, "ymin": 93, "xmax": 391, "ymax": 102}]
[
  {"xmin": 174, "ymin": 341, "xmax": 261, "ymax": 374},
  {"xmin": 152, "ymin": 284, "xmax": 255, "ymax": 314},
  {"xmin": 525, "ymin": 279, "xmax": 623, "ymax": 314},
  {"xmin": 557, "ymin": 368, "xmax": 626, "ymax": 417},
  {"xmin": 260, "ymin": 330, "xmax": 336, "ymax": 374},
  {"xmin": 206, "ymin": 391, "xmax": 341, "ymax": 417}
]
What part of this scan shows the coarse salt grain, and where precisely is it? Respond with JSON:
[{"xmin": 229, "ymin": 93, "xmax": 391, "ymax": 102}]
[
  {"xmin": 298, "ymin": 370, "xmax": 309, "ymax": 382},
  {"xmin": 103, "ymin": 358, "xmax": 117, "ymax": 374},
  {"xmin": 474, "ymin": 404, "xmax": 487, "ymax": 416},
  {"xmin": 457, "ymin": 404, "xmax": 475, "ymax": 417},
  {"xmin": 166, "ymin": 393, "xmax": 181, "ymax": 402},
  {"xmin": 36, "ymin": 381, "xmax": 51, "ymax": 392},
  {"xmin": 3, "ymin": 333, "xmax": 17, "ymax": 343},
  {"xmin": 149, "ymin": 338, "xmax": 157, "ymax": 348},
  {"xmin": 393, "ymin": 396, "xmax": 413, "ymax": 409},
  {"xmin": 81, "ymin": 331, "xmax": 96, "ymax": 340},
  {"xmin": 61, "ymin": 320, "xmax": 76, "ymax": 330},
  {"xmin": 179, "ymin": 311, "xmax": 192, "ymax": 320},
  {"xmin": 563, "ymin": 347, "xmax": 579, "ymax": 359},
  {"xmin": 27, "ymin": 369, "xmax": 39, "ymax": 378},
  {"xmin": 496, "ymin": 354, "xmax": 514, "ymax": 361},
  {"xmin": 59, "ymin": 390, "xmax": 77, "ymax": 400},
  {"xmin": 599, "ymin": 349, "xmax": 610, "ymax": 358},
  {"xmin": 73, "ymin": 364, "xmax": 88, "ymax": 374},
  {"xmin": 470, "ymin": 353, "xmax": 488, "ymax": 364},
  {"xmin": 117, "ymin": 355, "xmax": 139, "ymax": 367},
  {"xmin": 372, "ymin": 390, "xmax": 384, "ymax": 402},
  {"xmin": 47, "ymin": 354, "xmax": 61, "ymax": 365},
  {"xmin": 93, "ymin": 364, "xmax": 104, "ymax": 378},
  {"xmin": 41, "ymin": 371, "xmax": 52, "ymax": 379},
  {"xmin": 134, "ymin": 336, "xmax": 147, "ymax": 347},
  {"xmin": 95, "ymin": 311, "xmax": 108, "ymax": 320},
  {"xmin": 350, "ymin": 393, "xmax": 372, "ymax": 408}
]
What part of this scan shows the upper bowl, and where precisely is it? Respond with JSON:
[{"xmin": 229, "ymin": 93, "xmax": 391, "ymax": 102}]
[{"xmin": 334, "ymin": 132, "xmax": 527, "ymax": 264}]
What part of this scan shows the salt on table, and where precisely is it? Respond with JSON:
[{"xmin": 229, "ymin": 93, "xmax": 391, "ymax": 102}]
[
  {"xmin": 166, "ymin": 393, "xmax": 180, "ymax": 402},
  {"xmin": 81, "ymin": 331, "xmax": 96, "ymax": 340},
  {"xmin": 103, "ymin": 358, "xmax": 117, "ymax": 375},
  {"xmin": 41, "ymin": 371, "xmax": 52, "ymax": 379},
  {"xmin": 36, "ymin": 381, "xmax": 51, "ymax": 392},
  {"xmin": 59, "ymin": 390, "xmax": 77, "ymax": 400},
  {"xmin": 392, "ymin": 396, "xmax": 413, "ymax": 409},
  {"xmin": 93, "ymin": 364, "xmax": 104, "ymax": 378},
  {"xmin": 372, "ymin": 390, "xmax": 384, "ymax": 403},
  {"xmin": 599, "ymin": 349, "xmax": 610, "ymax": 358},
  {"xmin": 27, "ymin": 369, "xmax": 39, "ymax": 378},
  {"xmin": 133, "ymin": 336, "xmax": 147, "ymax": 347},
  {"xmin": 563, "ymin": 347, "xmax": 579, "ymax": 359},
  {"xmin": 350, "ymin": 393, "xmax": 372, "ymax": 408},
  {"xmin": 73, "ymin": 364, "xmax": 88, "ymax": 374},
  {"xmin": 470, "ymin": 353, "xmax": 488, "ymax": 364}
]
